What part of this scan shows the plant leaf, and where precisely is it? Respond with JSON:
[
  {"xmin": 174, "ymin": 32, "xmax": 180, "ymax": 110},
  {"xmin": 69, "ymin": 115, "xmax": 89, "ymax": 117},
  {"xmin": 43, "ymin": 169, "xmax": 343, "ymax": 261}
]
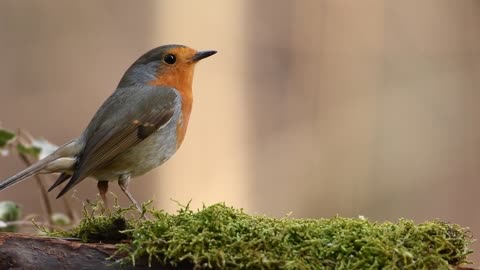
[
  {"xmin": 51, "ymin": 213, "xmax": 71, "ymax": 226},
  {"xmin": 0, "ymin": 148, "xmax": 9, "ymax": 157},
  {"xmin": 0, "ymin": 129, "xmax": 16, "ymax": 148},
  {"xmin": 32, "ymin": 138, "xmax": 58, "ymax": 159},
  {"xmin": 0, "ymin": 201, "xmax": 21, "ymax": 232},
  {"xmin": 16, "ymin": 143, "xmax": 41, "ymax": 158}
]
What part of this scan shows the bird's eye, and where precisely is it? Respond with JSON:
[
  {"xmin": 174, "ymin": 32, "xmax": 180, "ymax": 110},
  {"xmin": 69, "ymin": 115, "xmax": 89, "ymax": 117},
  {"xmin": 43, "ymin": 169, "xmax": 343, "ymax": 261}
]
[{"xmin": 163, "ymin": 54, "xmax": 176, "ymax": 64}]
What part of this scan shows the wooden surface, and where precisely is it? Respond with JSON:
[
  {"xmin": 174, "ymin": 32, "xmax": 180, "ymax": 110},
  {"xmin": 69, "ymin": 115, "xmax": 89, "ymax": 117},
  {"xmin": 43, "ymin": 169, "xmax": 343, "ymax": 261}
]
[
  {"xmin": 0, "ymin": 233, "xmax": 191, "ymax": 270},
  {"xmin": 0, "ymin": 232, "xmax": 476, "ymax": 270}
]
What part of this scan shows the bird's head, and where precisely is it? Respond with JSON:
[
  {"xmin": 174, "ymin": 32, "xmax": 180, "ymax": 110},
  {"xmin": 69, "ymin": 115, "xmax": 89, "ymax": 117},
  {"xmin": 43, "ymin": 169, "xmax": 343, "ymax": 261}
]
[{"xmin": 118, "ymin": 44, "xmax": 216, "ymax": 89}]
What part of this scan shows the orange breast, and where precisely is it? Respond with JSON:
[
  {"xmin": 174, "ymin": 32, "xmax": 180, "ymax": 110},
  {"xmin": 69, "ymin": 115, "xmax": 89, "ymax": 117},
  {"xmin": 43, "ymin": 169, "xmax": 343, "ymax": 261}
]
[
  {"xmin": 175, "ymin": 90, "xmax": 193, "ymax": 148},
  {"xmin": 149, "ymin": 63, "xmax": 194, "ymax": 149}
]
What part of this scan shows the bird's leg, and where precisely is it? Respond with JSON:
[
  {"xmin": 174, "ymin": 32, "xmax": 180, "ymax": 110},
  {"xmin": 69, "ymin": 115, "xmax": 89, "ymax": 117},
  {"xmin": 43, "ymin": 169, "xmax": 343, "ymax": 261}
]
[
  {"xmin": 118, "ymin": 174, "xmax": 142, "ymax": 213},
  {"xmin": 97, "ymin": 181, "xmax": 109, "ymax": 209}
]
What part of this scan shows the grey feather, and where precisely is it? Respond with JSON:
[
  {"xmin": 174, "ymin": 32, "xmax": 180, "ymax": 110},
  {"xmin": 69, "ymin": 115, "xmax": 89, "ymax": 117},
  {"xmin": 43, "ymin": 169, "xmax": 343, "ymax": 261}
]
[
  {"xmin": 56, "ymin": 85, "xmax": 180, "ymax": 198},
  {"xmin": 0, "ymin": 139, "xmax": 81, "ymax": 191}
]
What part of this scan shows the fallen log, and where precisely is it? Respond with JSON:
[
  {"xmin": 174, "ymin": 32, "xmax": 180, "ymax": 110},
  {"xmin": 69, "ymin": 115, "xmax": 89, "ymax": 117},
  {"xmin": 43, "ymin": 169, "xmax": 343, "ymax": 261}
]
[
  {"xmin": 0, "ymin": 233, "xmax": 477, "ymax": 270},
  {"xmin": 0, "ymin": 233, "xmax": 183, "ymax": 270}
]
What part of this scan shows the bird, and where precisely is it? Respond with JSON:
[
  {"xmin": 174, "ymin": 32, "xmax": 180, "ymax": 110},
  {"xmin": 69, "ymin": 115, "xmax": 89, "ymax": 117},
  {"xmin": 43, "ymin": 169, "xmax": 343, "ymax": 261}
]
[{"xmin": 0, "ymin": 44, "xmax": 216, "ymax": 211}]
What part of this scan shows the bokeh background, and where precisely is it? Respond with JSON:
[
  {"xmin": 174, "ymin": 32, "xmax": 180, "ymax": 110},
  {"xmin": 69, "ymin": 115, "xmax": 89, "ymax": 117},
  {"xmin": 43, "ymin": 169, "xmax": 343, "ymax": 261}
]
[{"xmin": 1, "ymin": 0, "xmax": 480, "ymax": 263}]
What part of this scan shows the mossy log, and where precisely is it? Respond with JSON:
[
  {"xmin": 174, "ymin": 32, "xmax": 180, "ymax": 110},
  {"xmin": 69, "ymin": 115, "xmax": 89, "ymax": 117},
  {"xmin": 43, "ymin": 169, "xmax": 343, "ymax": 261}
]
[
  {"xmin": 0, "ymin": 233, "xmax": 476, "ymax": 270},
  {"xmin": 0, "ymin": 233, "xmax": 192, "ymax": 270},
  {"xmin": 1, "ymin": 203, "xmax": 476, "ymax": 269}
]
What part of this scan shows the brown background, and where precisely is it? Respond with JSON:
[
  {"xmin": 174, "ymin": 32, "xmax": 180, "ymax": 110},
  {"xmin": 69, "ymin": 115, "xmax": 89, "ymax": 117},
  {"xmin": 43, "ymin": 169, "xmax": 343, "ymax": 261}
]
[{"xmin": 1, "ymin": 0, "xmax": 480, "ymax": 264}]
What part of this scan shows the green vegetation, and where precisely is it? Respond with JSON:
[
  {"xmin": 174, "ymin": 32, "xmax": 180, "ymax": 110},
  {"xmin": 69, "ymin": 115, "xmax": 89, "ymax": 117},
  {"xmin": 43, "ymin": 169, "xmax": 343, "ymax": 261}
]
[
  {"xmin": 0, "ymin": 201, "xmax": 21, "ymax": 232},
  {"xmin": 0, "ymin": 129, "xmax": 15, "ymax": 148},
  {"xmin": 0, "ymin": 127, "xmax": 57, "ymax": 159},
  {"xmin": 51, "ymin": 201, "xmax": 472, "ymax": 269},
  {"xmin": 0, "ymin": 128, "xmax": 473, "ymax": 269}
]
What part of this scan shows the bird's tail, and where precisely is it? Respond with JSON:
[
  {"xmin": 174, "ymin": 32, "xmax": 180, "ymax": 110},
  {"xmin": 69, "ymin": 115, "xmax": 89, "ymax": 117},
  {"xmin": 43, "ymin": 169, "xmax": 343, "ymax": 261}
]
[
  {"xmin": 0, "ymin": 156, "xmax": 57, "ymax": 190},
  {"xmin": 0, "ymin": 139, "xmax": 80, "ymax": 191}
]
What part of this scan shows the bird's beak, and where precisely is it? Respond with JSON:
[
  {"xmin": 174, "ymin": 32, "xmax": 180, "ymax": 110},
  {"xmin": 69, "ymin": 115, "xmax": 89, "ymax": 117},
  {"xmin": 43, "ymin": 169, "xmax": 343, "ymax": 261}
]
[{"xmin": 190, "ymin": 50, "xmax": 217, "ymax": 63}]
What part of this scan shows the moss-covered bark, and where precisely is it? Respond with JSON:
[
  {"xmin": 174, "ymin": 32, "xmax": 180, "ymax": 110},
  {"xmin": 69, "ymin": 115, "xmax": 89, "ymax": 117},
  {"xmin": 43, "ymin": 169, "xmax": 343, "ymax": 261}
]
[{"xmin": 49, "ymin": 202, "xmax": 473, "ymax": 270}]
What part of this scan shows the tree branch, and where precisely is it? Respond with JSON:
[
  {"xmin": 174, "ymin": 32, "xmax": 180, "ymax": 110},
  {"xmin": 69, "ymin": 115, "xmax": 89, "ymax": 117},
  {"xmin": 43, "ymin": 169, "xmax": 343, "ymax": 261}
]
[{"xmin": 0, "ymin": 233, "xmax": 192, "ymax": 270}]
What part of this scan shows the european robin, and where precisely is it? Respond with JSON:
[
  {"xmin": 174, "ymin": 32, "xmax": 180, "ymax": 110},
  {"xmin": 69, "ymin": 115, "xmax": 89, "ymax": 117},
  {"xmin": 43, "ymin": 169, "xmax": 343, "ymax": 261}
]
[{"xmin": 0, "ymin": 44, "xmax": 216, "ymax": 211}]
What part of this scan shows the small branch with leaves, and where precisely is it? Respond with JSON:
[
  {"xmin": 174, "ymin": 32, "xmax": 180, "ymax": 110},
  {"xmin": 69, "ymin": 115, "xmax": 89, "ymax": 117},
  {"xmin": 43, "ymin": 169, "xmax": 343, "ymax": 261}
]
[{"xmin": 0, "ymin": 126, "xmax": 76, "ymax": 232}]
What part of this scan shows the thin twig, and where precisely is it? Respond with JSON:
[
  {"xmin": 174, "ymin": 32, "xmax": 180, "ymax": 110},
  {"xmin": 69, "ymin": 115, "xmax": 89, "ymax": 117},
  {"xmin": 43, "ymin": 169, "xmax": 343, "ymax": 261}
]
[
  {"xmin": 18, "ymin": 153, "xmax": 53, "ymax": 226},
  {"xmin": 16, "ymin": 129, "xmax": 53, "ymax": 226},
  {"xmin": 4, "ymin": 219, "xmax": 72, "ymax": 231},
  {"xmin": 62, "ymin": 196, "xmax": 76, "ymax": 223},
  {"xmin": 18, "ymin": 129, "xmax": 35, "ymax": 143},
  {"xmin": 3, "ymin": 220, "xmax": 50, "ymax": 228},
  {"xmin": 17, "ymin": 129, "xmax": 77, "ymax": 224}
]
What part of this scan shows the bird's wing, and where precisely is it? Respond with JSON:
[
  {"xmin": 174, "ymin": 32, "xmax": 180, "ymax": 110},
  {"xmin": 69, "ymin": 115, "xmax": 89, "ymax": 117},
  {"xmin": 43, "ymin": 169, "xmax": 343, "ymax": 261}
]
[{"xmin": 56, "ymin": 85, "xmax": 180, "ymax": 198}]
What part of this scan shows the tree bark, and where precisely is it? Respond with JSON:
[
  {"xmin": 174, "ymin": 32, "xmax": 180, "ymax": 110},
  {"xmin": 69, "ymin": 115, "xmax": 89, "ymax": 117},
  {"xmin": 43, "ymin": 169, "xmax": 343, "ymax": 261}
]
[
  {"xmin": 0, "ymin": 232, "xmax": 476, "ymax": 270},
  {"xmin": 0, "ymin": 233, "xmax": 173, "ymax": 270}
]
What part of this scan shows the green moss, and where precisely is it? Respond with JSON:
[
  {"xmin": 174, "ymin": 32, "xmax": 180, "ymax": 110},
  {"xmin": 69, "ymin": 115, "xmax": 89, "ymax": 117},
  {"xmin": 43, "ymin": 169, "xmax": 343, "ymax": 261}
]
[
  {"xmin": 53, "ymin": 200, "xmax": 134, "ymax": 242},
  {"xmin": 54, "ymin": 202, "xmax": 473, "ymax": 269}
]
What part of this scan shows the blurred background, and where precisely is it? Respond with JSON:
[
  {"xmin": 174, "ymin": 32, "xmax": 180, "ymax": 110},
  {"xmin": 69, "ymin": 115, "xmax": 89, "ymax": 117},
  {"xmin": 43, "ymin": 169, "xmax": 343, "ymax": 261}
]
[{"xmin": 1, "ymin": 0, "xmax": 480, "ymax": 263}]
